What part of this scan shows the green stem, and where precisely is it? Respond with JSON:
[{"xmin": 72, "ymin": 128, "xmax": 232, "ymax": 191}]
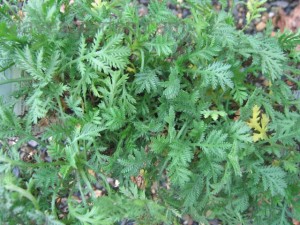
[
  {"xmin": 79, "ymin": 169, "xmax": 96, "ymax": 199},
  {"xmin": 58, "ymin": 51, "xmax": 97, "ymax": 74},
  {"xmin": 57, "ymin": 59, "xmax": 77, "ymax": 73},
  {"xmin": 0, "ymin": 62, "xmax": 15, "ymax": 73},
  {"xmin": 0, "ymin": 156, "xmax": 66, "ymax": 168},
  {"xmin": 279, "ymin": 201, "xmax": 287, "ymax": 225},
  {"xmin": 176, "ymin": 122, "xmax": 188, "ymax": 139},
  {"xmin": 55, "ymin": 95, "xmax": 66, "ymax": 122},
  {"xmin": 51, "ymin": 190, "xmax": 58, "ymax": 217},
  {"xmin": 158, "ymin": 158, "xmax": 170, "ymax": 181},
  {"xmin": 140, "ymin": 49, "xmax": 145, "ymax": 71},
  {"xmin": 0, "ymin": 77, "xmax": 33, "ymax": 86},
  {"xmin": 76, "ymin": 172, "xmax": 87, "ymax": 207},
  {"xmin": 285, "ymin": 73, "xmax": 300, "ymax": 86},
  {"xmin": 4, "ymin": 183, "xmax": 39, "ymax": 210}
]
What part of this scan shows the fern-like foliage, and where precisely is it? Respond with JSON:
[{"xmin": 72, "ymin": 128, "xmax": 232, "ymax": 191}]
[
  {"xmin": 0, "ymin": 0, "xmax": 299, "ymax": 224},
  {"xmin": 118, "ymin": 149, "xmax": 151, "ymax": 176},
  {"xmin": 76, "ymin": 29, "xmax": 130, "ymax": 75},
  {"xmin": 190, "ymin": 37, "xmax": 221, "ymax": 64},
  {"xmin": 162, "ymin": 68, "xmax": 181, "ymax": 99},
  {"xmin": 15, "ymin": 46, "xmax": 60, "ymax": 85},
  {"xmin": 277, "ymin": 30, "xmax": 300, "ymax": 51},
  {"xmin": 0, "ymin": 100, "xmax": 25, "ymax": 138},
  {"xmin": 255, "ymin": 166, "xmax": 287, "ymax": 196},
  {"xmin": 269, "ymin": 110, "xmax": 300, "ymax": 146},
  {"xmin": 26, "ymin": 89, "xmax": 50, "ymax": 123},
  {"xmin": 134, "ymin": 68, "xmax": 160, "ymax": 94},
  {"xmin": 181, "ymin": 174, "xmax": 204, "ymax": 208},
  {"xmin": 259, "ymin": 38, "xmax": 286, "ymax": 81},
  {"xmin": 241, "ymin": 35, "xmax": 286, "ymax": 81},
  {"xmin": 231, "ymin": 86, "xmax": 249, "ymax": 105},
  {"xmin": 167, "ymin": 139, "xmax": 193, "ymax": 186},
  {"xmin": 199, "ymin": 62, "xmax": 234, "ymax": 90},
  {"xmin": 148, "ymin": 0, "xmax": 176, "ymax": 23},
  {"xmin": 145, "ymin": 34, "xmax": 175, "ymax": 57},
  {"xmin": 197, "ymin": 130, "xmax": 231, "ymax": 159}
]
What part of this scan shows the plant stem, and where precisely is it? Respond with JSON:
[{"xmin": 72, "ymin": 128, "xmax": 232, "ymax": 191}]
[
  {"xmin": 0, "ymin": 77, "xmax": 33, "ymax": 86},
  {"xmin": 79, "ymin": 169, "xmax": 96, "ymax": 199},
  {"xmin": 55, "ymin": 95, "xmax": 66, "ymax": 122},
  {"xmin": 51, "ymin": 190, "xmax": 58, "ymax": 217},
  {"xmin": 0, "ymin": 62, "xmax": 15, "ymax": 73},
  {"xmin": 0, "ymin": 156, "xmax": 66, "ymax": 168},
  {"xmin": 4, "ymin": 183, "xmax": 39, "ymax": 210},
  {"xmin": 76, "ymin": 172, "xmax": 87, "ymax": 207}
]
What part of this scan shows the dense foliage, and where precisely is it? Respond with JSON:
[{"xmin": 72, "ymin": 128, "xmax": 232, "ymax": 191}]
[{"xmin": 0, "ymin": 0, "xmax": 300, "ymax": 224}]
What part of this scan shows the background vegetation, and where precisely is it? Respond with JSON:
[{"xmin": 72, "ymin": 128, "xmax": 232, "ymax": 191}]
[{"xmin": 0, "ymin": 0, "xmax": 300, "ymax": 224}]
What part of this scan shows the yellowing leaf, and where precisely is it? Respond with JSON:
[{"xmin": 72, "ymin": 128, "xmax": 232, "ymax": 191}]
[
  {"xmin": 261, "ymin": 114, "xmax": 269, "ymax": 130},
  {"xmin": 126, "ymin": 66, "xmax": 136, "ymax": 73},
  {"xmin": 91, "ymin": 0, "xmax": 107, "ymax": 10},
  {"xmin": 247, "ymin": 105, "xmax": 269, "ymax": 142}
]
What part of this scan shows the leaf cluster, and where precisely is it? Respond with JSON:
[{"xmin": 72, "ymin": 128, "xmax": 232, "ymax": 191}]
[{"xmin": 0, "ymin": 0, "xmax": 299, "ymax": 224}]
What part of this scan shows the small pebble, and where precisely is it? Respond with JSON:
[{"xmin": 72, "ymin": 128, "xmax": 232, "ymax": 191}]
[
  {"xmin": 209, "ymin": 219, "xmax": 222, "ymax": 225},
  {"xmin": 256, "ymin": 21, "xmax": 266, "ymax": 31},
  {"xmin": 182, "ymin": 9, "xmax": 190, "ymax": 18},
  {"xmin": 8, "ymin": 140, "xmax": 17, "ymax": 146},
  {"xmin": 271, "ymin": 1, "xmax": 289, "ymax": 8},
  {"xmin": 28, "ymin": 140, "xmax": 38, "ymax": 148},
  {"xmin": 269, "ymin": 12, "xmax": 275, "ymax": 18},
  {"xmin": 12, "ymin": 167, "xmax": 20, "ymax": 177},
  {"xmin": 17, "ymin": 2, "xmax": 24, "ymax": 8},
  {"xmin": 94, "ymin": 189, "xmax": 103, "ymax": 198},
  {"xmin": 138, "ymin": 6, "xmax": 148, "ymax": 17},
  {"xmin": 95, "ymin": 183, "xmax": 103, "ymax": 189},
  {"xmin": 45, "ymin": 156, "xmax": 52, "ymax": 162},
  {"xmin": 261, "ymin": 15, "xmax": 268, "ymax": 22},
  {"xmin": 107, "ymin": 177, "xmax": 120, "ymax": 188},
  {"xmin": 119, "ymin": 219, "xmax": 135, "ymax": 225},
  {"xmin": 182, "ymin": 214, "xmax": 193, "ymax": 225},
  {"xmin": 238, "ymin": 18, "xmax": 244, "ymax": 26},
  {"xmin": 139, "ymin": 0, "xmax": 148, "ymax": 4},
  {"xmin": 293, "ymin": 90, "xmax": 300, "ymax": 99}
]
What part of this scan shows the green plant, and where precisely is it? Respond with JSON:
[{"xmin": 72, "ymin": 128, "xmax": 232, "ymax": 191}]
[
  {"xmin": 244, "ymin": 0, "xmax": 267, "ymax": 30},
  {"xmin": 0, "ymin": 0, "xmax": 300, "ymax": 224}
]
